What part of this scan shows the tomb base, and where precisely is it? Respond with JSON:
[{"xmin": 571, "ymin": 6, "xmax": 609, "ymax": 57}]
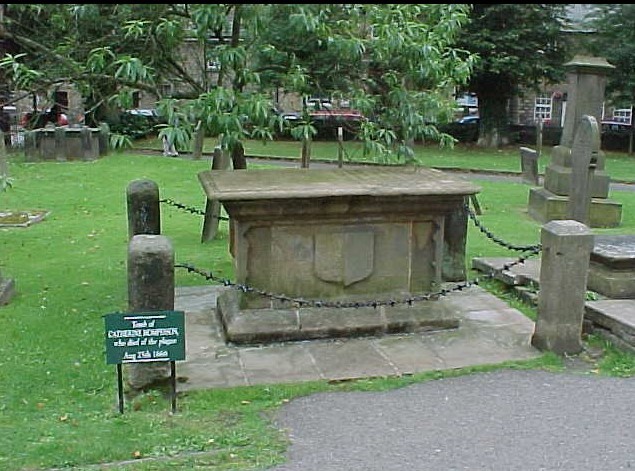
[
  {"xmin": 527, "ymin": 186, "xmax": 622, "ymax": 228},
  {"xmin": 217, "ymin": 289, "xmax": 460, "ymax": 345}
]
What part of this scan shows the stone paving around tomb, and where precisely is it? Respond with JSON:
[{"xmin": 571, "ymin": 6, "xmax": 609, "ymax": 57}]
[{"xmin": 174, "ymin": 283, "xmax": 540, "ymax": 391}]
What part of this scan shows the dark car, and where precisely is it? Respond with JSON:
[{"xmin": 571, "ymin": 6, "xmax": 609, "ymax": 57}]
[{"xmin": 439, "ymin": 115, "xmax": 480, "ymax": 142}]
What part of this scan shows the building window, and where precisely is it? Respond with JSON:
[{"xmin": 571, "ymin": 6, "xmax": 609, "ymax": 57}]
[
  {"xmin": 613, "ymin": 108, "xmax": 632, "ymax": 125},
  {"xmin": 534, "ymin": 96, "xmax": 552, "ymax": 123},
  {"xmin": 206, "ymin": 59, "xmax": 221, "ymax": 72},
  {"xmin": 132, "ymin": 91, "xmax": 140, "ymax": 109},
  {"xmin": 159, "ymin": 83, "xmax": 173, "ymax": 98}
]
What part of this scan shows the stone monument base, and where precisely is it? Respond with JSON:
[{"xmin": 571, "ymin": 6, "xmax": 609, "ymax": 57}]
[
  {"xmin": 527, "ymin": 187, "xmax": 622, "ymax": 228},
  {"xmin": 216, "ymin": 290, "xmax": 460, "ymax": 345},
  {"xmin": 588, "ymin": 235, "xmax": 635, "ymax": 299}
]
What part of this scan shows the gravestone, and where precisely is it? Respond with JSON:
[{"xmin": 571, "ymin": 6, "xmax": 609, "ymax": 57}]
[
  {"xmin": 519, "ymin": 146, "xmax": 539, "ymax": 185},
  {"xmin": 0, "ymin": 269, "xmax": 15, "ymax": 306},
  {"xmin": 588, "ymin": 235, "xmax": 635, "ymax": 298},
  {"xmin": 527, "ymin": 56, "xmax": 622, "ymax": 228},
  {"xmin": 24, "ymin": 126, "xmax": 103, "ymax": 162},
  {"xmin": 567, "ymin": 115, "xmax": 600, "ymax": 225}
]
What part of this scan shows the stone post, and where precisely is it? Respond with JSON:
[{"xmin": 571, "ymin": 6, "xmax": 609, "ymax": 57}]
[
  {"xmin": 531, "ymin": 220, "xmax": 593, "ymax": 355},
  {"xmin": 98, "ymin": 122, "xmax": 110, "ymax": 156},
  {"xmin": 24, "ymin": 130, "xmax": 38, "ymax": 162},
  {"xmin": 192, "ymin": 120, "xmax": 204, "ymax": 160},
  {"xmin": 127, "ymin": 235, "xmax": 174, "ymax": 390},
  {"xmin": 201, "ymin": 147, "xmax": 230, "ymax": 243},
  {"xmin": 80, "ymin": 126, "xmax": 96, "ymax": 161},
  {"xmin": 231, "ymin": 141, "xmax": 247, "ymax": 170},
  {"xmin": 126, "ymin": 179, "xmax": 161, "ymax": 240},
  {"xmin": 54, "ymin": 127, "xmax": 66, "ymax": 161}
]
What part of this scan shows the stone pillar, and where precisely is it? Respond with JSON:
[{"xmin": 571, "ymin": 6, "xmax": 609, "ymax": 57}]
[
  {"xmin": 80, "ymin": 126, "xmax": 96, "ymax": 161},
  {"xmin": 560, "ymin": 57, "xmax": 614, "ymax": 149},
  {"xmin": 98, "ymin": 122, "xmax": 110, "ymax": 156},
  {"xmin": 54, "ymin": 127, "xmax": 66, "ymax": 161},
  {"xmin": 201, "ymin": 147, "xmax": 230, "ymax": 243},
  {"xmin": 127, "ymin": 235, "xmax": 174, "ymax": 390},
  {"xmin": 443, "ymin": 198, "xmax": 468, "ymax": 281},
  {"xmin": 531, "ymin": 220, "xmax": 593, "ymax": 355},
  {"xmin": 126, "ymin": 179, "xmax": 161, "ymax": 240},
  {"xmin": 24, "ymin": 130, "xmax": 38, "ymax": 162}
]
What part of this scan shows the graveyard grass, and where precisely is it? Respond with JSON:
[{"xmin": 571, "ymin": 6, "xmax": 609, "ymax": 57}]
[{"xmin": 1, "ymin": 143, "xmax": 635, "ymax": 470}]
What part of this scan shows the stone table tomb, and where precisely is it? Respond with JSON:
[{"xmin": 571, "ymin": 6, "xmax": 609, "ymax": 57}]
[{"xmin": 199, "ymin": 166, "xmax": 481, "ymax": 344}]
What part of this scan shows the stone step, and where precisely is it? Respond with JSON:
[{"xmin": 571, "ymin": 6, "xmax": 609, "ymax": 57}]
[
  {"xmin": 217, "ymin": 289, "xmax": 460, "ymax": 346},
  {"xmin": 471, "ymin": 256, "xmax": 635, "ymax": 354}
]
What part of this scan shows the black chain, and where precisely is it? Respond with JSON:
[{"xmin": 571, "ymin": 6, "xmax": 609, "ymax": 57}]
[
  {"xmin": 465, "ymin": 203, "xmax": 541, "ymax": 254},
  {"xmin": 168, "ymin": 198, "xmax": 540, "ymax": 308},
  {"xmin": 175, "ymin": 262, "xmax": 481, "ymax": 308},
  {"xmin": 160, "ymin": 198, "xmax": 229, "ymax": 220}
]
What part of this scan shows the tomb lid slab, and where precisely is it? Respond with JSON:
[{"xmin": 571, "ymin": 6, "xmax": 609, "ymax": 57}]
[{"xmin": 199, "ymin": 167, "xmax": 480, "ymax": 201}]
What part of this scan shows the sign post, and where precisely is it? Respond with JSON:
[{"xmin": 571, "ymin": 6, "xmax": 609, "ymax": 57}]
[{"xmin": 104, "ymin": 310, "xmax": 185, "ymax": 413}]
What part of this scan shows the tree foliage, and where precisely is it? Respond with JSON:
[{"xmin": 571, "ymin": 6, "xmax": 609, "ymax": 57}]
[
  {"xmin": 455, "ymin": 4, "xmax": 569, "ymax": 148},
  {"xmin": 583, "ymin": 4, "xmax": 635, "ymax": 107},
  {"xmin": 0, "ymin": 4, "xmax": 477, "ymax": 161}
]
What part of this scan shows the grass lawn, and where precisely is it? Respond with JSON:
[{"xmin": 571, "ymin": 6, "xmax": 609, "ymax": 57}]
[
  {"xmin": 1, "ymin": 144, "xmax": 634, "ymax": 470},
  {"xmin": 134, "ymin": 136, "xmax": 635, "ymax": 181}
]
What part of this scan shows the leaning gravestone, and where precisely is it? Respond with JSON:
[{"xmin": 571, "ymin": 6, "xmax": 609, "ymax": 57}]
[{"xmin": 568, "ymin": 115, "xmax": 600, "ymax": 226}]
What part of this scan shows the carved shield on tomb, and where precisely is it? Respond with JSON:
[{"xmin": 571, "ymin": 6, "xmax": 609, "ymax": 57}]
[{"xmin": 314, "ymin": 230, "xmax": 374, "ymax": 287}]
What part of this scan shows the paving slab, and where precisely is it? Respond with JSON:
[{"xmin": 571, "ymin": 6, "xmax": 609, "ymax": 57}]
[
  {"xmin": 174, "ymin": 284, "xmax": 542, "ymax": 392},
  {"xmin": 471, "ymin": 256, "xmax": 635, "ymax": 354}
]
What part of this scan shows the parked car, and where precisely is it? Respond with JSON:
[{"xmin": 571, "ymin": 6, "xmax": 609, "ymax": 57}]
[
  {"xmin": 601, "ymin": 120, "xmax": 632, "ymax": 132},
  {"xmin": 438, "ymin": 115, "xmax": 480, "ymax": 142},
  {"xmin": 280, "ymin": 108, "xmax": 365, "ymax": 140},
  {"xmin": 601, "ymin": 120, "xmax": 633, "ymax": 152},
  {"xmin": 20, "ymin": 108, "xmax": 68, "ymax": 129}
]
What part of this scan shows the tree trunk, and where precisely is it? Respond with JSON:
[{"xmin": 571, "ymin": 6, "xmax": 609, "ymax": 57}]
[{"xmin": 473, "ymin": 77, "xmax": 514, "ymax": 149}]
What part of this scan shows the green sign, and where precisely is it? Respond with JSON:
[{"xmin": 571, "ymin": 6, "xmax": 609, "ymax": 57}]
[{"xmin": 104, "ymin": 311, "xmax": 185, "ymax": 364}]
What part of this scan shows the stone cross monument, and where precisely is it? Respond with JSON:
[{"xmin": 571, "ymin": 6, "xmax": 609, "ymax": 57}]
[{"xmin": 527, "ymin": 56, "xmax": 622, "ymax": 228}]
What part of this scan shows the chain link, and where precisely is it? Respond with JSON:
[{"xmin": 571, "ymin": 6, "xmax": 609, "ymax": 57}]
[
  {"xmin": 160, "ymin": 198, "xmax": 229, "ymax": 220},
  {"xmin": 175, "ymin": 262, "xmax": 480, "ymax": 308},
  {"xmin": 465, "ymin": 202, "xmax": 541, "ymax": 254}
]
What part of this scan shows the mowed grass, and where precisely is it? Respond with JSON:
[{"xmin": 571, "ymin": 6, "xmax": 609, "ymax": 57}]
[
  {"xmin": 1, "ymin": 142, "xmax": 634, "ymax": 470},
  {"xmin": 135, "ymin": 136, "xmax": 635, "ymax": 181}
]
